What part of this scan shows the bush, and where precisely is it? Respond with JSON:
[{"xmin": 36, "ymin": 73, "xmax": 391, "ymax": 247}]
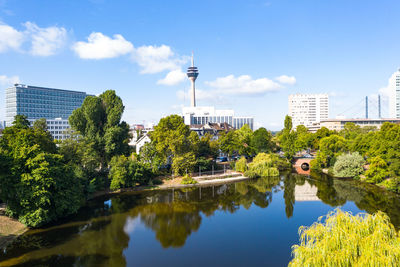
[
  {"xmin": 378, "ymin": 178, "xmax": 400, "ymax": 193},
  {"xmin": 109, "ymin": 155, "xmax": 154, "ymax": 190},
  {"xmin": 181, "ymin": 174, "xmax": 198, "ymax": 185},
  {"xmin": 332, "ymin": 152, "xmax": 365, "ymax": 178},
  {"xmin": 235, "ymin": 157, "xmax": 248, "ymax": 173},
  {"xmin": 290, "ymin": 209, "xmax": 400, "ymax": 266},
  {"xmin": 364, "ymin": 156, "xmax": 390, "ymax": 184}
]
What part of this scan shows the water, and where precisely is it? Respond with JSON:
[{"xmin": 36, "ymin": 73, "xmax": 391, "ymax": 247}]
[{"xmin": 2, "ymin": 173, "xmax": 400, "ymax": 267}]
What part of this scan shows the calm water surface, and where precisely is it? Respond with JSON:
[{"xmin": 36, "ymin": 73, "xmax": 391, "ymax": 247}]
[{"xmin": 2, "ymin": 173, "xmax": 400, "ymax": 267}]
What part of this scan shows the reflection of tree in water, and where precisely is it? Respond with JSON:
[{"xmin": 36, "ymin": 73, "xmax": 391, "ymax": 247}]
[
  {"xmin": 0, "ymin": 176, "xmax": 285, "ymax": 266},
  {"xmin": 283, "ymin": 174, "xmax": 296, "ymax": 218},
  {"xmin": 307, "ymin": 173, "xmax": 400, "ymax": 228}
]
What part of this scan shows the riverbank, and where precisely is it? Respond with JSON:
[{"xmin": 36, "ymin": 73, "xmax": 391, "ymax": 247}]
[
  {"xmin": 0, "ymin": 215, "xmax": 28, "ymax": 249},
  {"xmin": 90, "ymin": 172, "xmax": 249, "ymax": 199}
]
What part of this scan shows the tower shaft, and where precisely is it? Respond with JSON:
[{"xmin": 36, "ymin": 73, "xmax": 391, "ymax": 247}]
[{"xmin": 190, "ymin": 78, "xmax": 196, "ymax": 107}]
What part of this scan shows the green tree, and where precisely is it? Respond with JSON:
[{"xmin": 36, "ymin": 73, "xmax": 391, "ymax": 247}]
[
  {"xmin": 12, "ymin": 114, "xmax": 30, "ymax": 129},
  {"xmin": 219, "ymin": 130, "xmax": 239, "ymax": 158},
  {"xmin": 0, "ymin": 116, "xmax": 83, "ymax": 227},
  {"xmin": 251, "ymin": 127, "xmax": 272, "ymax": 153},
  {"xmin": 364, "ymin": 156, "xmax": 390, "ymax": 184},
  {"xmin": 236, "ymin": 124, "xmax": 254, "ymax": 156},
  {"xmin": 279, "ymin": 115, "xmax": 297, "ymax": 159},
  {"xmin": 33, "ymin": 118, "xmax": 48, "ymax": 132},
  {"xmin": 69, "ymin": 90, "xmax": 131, "ymax": 170}
]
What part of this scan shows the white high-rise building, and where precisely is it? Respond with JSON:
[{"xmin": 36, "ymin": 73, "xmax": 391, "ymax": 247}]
[
  {"xmin": 389, "ymin": 68, "xmax": 400, "ymax": 118},
  {"xmin": 288, "ymin": 93, "xmax": 329, "ymax": 129}
]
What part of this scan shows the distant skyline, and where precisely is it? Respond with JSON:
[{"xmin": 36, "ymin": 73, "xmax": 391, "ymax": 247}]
[{"xmin": 1, "ymin": 0, "xmax": 399, "ymax": 130}]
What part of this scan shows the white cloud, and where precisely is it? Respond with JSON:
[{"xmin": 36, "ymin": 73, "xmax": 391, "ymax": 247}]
[
  {"xmin": 72, "ymin": 32, "xmax": 134, "ymax": 59},
  {"xmin": 275, "ymin": 75, "xmax": 296, "ymax": 85},
  {"xmin": 0, "ymin": 23, "xmax": 24, "ymax": 52},
  {"xmin": 132, "ymin": 44, "xmax": 189, "ymax": 74},
  {"xmin": 0, "ymin": 74, "xmax": 20, "ymax": 85},
  {"xmin": 157, "ymin": 69, "xmax": 186, "ymax": 85},
  {"xmin": 24, "ymin": 22, "xmax": 67, "ymax": 56},
  {"xmin": 205, "ymin": 74, "xmax": 283, "ymax": 96}
]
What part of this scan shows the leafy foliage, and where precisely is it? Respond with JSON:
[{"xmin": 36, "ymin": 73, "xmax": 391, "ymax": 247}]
[
  {"xmin": 235, "ymin": 156, "xmax": 248, "ymax": 173},
  {"xmin": 0, "ymin": 116, "xmax": 83, "ymax": 227},
  {"xmin": 69, "ymin": 90, "xmax": 131, "ymax": 170},
  {"xmin": 180, "ymin": 174, "xmax": 198, "ymax": 185},
  {"xmin": 333, "ymin": 152, "xmax": 364, "ymax": 178},
  {"xmin": 109, "ymin": 155, "xmax": 154, "ymax": 190},
  {"xmin": 364, "ymin": 156, "xmax": 390, "ymax": 184},
  {"xmin": 290, "ymin": 209, "xmax": 400, "ymax": 266}
]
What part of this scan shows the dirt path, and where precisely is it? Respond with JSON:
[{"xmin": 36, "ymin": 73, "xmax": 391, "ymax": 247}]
[{"xmin": 0, "ymin": 215, "xmax": 27, "ymax": 248}]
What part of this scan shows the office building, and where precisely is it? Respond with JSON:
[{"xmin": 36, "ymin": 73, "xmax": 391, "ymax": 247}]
[
  {"xmin": 182, "ymin": 106, "xmax": 254, "ymax": 130},
  {"xmin": 308, "ymin": 118, "xmax": 400, "ymax": 133},
  {"xmin": 5, "ymin": 84, "xmax": 88, "ymax": 139},
  {"xmin": 389, "ymin": 68, "xmax": 400, "ymax": 118},
  {"xmin": 288, "ymin": 93, "xmax": 329, "ymax": 128},
  {"xmin": 182, "ymin": 55, "xmax": 254, "ymax": 130}
]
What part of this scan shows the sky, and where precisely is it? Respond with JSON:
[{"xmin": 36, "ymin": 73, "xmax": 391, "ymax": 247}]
[{"xmin": 0, "ymin": 0, "xmax": 399, "ymax": 130}]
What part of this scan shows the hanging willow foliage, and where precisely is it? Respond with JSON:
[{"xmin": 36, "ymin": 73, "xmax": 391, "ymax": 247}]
[{"xmin": 289, "ymin": 209, "xmax": 400, "ymax": 267}]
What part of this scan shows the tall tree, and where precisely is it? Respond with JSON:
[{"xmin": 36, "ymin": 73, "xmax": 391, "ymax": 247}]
[
  {"xmin": 251, "ymin": 127, "xmax": 273, "ymax": 153},
  {"xmin": 69, "ymin": 90, "xmax": 131, "ymax": 170}
]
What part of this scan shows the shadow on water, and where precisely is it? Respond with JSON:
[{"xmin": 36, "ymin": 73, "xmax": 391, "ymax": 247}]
[{"xmin": 1, "ymin": 172, "xmax": 400, "ymax": 266}]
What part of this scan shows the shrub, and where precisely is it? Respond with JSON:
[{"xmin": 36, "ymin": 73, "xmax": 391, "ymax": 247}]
[
  {"xmin": 364, "ymin": 156, "xmax": 390, "ymax": 184},
  {"xmin": 332, "ymin": 152, "xmax": 365, "ymax": 178},
  {"xmin": 244, "ymin": 169, "xmax": 258, "ymax": 179},
  {"xmin": 109, "ymin": 155, "xmax": 154, "ymax": 190},
  {"xmin": 181, "ymin": 174, "xmax": 198, "ymax": 185},
  {"xmin": 290, "ymin": 209, "xmax": 400, "ymax": 266},
  {"xmin": 235, "ymin": 157, "xmax": 248, "ymax": 173},
  {"xmin": 378, "ymin": 178, "xmax": 400, "ymax": 193}
]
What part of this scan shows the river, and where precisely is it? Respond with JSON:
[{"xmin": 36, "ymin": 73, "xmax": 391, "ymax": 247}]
[{"xmin": 1, "ymin": 173, "xmax": 400, "ymax": 266}]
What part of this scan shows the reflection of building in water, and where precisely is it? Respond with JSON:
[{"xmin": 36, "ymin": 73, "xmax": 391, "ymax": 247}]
[{"xmin": 295, "ymin": 183, "xmax": 319, "ymax": 202}]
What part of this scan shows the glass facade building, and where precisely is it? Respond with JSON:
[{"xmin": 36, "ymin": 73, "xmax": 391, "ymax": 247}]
[{"xmin": 5, "ymin": 84, "xmax": 88, "ymax": 139}]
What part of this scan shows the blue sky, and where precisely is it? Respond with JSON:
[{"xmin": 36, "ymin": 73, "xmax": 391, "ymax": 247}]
[{"xmin": 0, "ymin": 0, "xmax": 399, "ymax": 130}]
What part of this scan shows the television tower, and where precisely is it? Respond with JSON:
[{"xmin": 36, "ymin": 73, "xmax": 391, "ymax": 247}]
[{"xmin": 187, "ymin": 52, "xmax": 199, "ymax": 107}]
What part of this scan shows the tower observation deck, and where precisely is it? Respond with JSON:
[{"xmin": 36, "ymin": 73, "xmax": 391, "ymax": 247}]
[{"xmin": 187, "ymin": 53, "xmax": 199, "ymax": 107}]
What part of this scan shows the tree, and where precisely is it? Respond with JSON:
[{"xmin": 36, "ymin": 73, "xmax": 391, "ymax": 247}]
[
  {"xmin": 109, "ymin": 155, "xmax": 154, "ymax": 190},
  {"xmin": 236, "ymin": 124, "xmax": 254, "ymax": 156},
  {"xmin": 33, "ymin": 118, "xmax": 48, "ymax": 132},
  {"xmin": 0, "ymin": 117, "xmax": 83, "ymax": 227},
  {"xmin": 318, "ymin": 134, "xmax": 347, "ymax": 166},
  {"xmin": 151, "ymin": 115, "xmax": 198, "ymax": 175},
  {"xmin": 69, "ymin": 90, "xmax": 131, "ymax": 170},
  {"xmin": 12, "ymin": 114, "xmax": 30, "ymax": 129},
  {"xmin": 219, "ymin": 130, "xmax": 239, "ymax": 157},
  {"xmin": 284, "ymin": 115, "xmax": 292, "ymax": 132},
  {"xmin": 294, "ymin": 125, "xmax": 312, "ymax": 151},
  {"xmin": 171, "ymin": 152, "xmax": 196, "ymax": 175},
  {"xmin": 364, "ymin": 156, "xmax": 390, "ymax": 184},
  {"xmin": 279, "ymin": 115, "xmax": 297, "ymax": 159},
  {"xmin": 290, "ymin": 210, "xmax": 400, "ymax": 267},
  {"xmin": 251, "ymin": 127, "xmax": 272, "ymax": 154},
  {"xmin": 333, "ymin": 152, "xmax": 364, "ymax": 178}
]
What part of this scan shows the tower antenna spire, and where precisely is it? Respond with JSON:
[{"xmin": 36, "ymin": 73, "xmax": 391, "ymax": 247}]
[{"xmin": 191, "ymin": 51, "xmax": 194, "ymax": 67}]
